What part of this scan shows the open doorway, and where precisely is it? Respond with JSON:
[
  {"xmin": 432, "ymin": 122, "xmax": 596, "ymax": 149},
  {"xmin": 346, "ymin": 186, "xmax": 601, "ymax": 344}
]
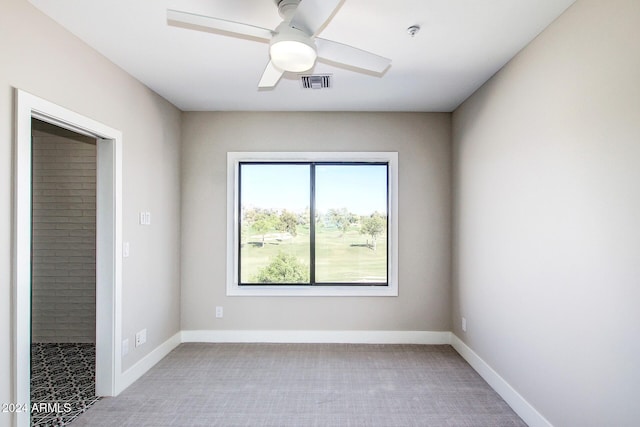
[
  {"xmin": 30, "ymin": 119, "xmax": 101, "ymax": 425},
  {"xmin": 14, "ymin": 90, "xmax": 123, "ymax": 427}
]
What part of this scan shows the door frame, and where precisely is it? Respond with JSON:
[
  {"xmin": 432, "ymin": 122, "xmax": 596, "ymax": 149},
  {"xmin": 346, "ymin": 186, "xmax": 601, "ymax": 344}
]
[{"xmin": 13, "ymin": 89, "xmax": 123, "ymax": 427}]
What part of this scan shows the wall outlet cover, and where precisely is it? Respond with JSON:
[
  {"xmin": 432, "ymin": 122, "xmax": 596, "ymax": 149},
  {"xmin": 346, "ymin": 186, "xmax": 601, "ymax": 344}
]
[{"xmin": 135, "ymin": 329, "xmax": 147, "ymax": 347}]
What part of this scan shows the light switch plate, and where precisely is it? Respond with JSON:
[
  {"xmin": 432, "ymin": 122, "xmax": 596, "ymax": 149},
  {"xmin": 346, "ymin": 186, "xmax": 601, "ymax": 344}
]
[{"xmin": 139, "ymin": 211, "xmax": 151, "ymax": 225}]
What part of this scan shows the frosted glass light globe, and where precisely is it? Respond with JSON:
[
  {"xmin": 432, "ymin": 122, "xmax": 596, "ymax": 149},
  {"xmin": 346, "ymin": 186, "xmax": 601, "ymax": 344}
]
[{"xmin": 270, "ymin": 40, "xmax": 317, "ymax": 72}]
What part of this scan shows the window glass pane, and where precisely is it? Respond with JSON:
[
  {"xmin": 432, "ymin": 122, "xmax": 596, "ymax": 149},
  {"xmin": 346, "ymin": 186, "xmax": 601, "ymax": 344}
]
[
  {"xmin": 239, "ymin": 164, "xmax": 311, "ymax": 284},
  {"xmin": 315, "ymin": 164, "xmax": 388, "ymax": 283}
]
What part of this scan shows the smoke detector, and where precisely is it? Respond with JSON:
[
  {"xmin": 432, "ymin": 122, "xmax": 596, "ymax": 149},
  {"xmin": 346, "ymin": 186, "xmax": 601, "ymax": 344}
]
[{"xmin": 407, "ymin": 25, "xmax": 421, "ymax": 37}]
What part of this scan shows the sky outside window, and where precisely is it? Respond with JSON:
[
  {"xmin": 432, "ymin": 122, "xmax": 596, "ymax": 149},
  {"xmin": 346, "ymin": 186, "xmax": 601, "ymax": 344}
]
[
  {"xmin": 240, "ymin": 164, "xmax": 309, "ymax": 212},
  {"xmin": 241, "ymin": 163, "xmax": 387, "ymax": 215},
  {"xmin": 315, "ymin": 164, "xmax": 387, "ymax": 215}
]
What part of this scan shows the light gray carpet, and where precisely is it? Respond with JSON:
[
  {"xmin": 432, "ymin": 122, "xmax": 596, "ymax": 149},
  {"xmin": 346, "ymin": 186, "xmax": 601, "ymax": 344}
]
[{"xmin": 70, "ymin": 343, "xmax": 527, "ymax": 426}]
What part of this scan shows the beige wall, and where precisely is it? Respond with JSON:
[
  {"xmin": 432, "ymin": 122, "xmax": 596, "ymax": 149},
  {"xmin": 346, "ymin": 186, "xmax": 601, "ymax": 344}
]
[
  {"xmin": 452, "ymin": 0, "xmax": 640, "ymax": 425},
  {"xmin": 180, "ymin": 112, "xmax": 451, "ymax": 332},
  {"xmin": 0, "ymin": 1, "xmax": 182, "ymax": 424}
]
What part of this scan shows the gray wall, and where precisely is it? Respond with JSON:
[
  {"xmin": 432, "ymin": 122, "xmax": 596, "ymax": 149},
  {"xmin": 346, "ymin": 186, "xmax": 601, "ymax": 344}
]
[
  {"xmin": 180, "ymin": 112, "xmax": 452, "ymax": 332},
  {"xmin": 31, "ymin": 129, "xmax": 97, "ymax": 343},
  {"xmin": 1, "ymin": 1, "xmax": 182, "ymax": 424},
  {"xmin": 452, "ymin": 0, "xmax": 640, "ymax": 426}
]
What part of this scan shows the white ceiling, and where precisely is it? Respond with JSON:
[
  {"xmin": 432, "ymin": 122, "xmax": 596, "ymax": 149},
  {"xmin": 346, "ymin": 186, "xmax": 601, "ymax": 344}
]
[{"xmin": 29, "ymin": 0, "xmax": 575, "ymax": 112}]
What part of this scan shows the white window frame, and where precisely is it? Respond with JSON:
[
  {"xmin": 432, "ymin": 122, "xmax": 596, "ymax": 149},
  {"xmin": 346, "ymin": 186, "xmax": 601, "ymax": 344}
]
[{"xmin": 226, "ymin": 152, "xmax": 398, "ymax": 297}]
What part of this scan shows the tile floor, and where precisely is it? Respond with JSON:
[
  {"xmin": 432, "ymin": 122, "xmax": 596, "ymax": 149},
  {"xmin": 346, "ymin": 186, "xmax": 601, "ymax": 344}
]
[{"xmin": 31, "ymin": 343, "xmax": 101, "ymax": 427}]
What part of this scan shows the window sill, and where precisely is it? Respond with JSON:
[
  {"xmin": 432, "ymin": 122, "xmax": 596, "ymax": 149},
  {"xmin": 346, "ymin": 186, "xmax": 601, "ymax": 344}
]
[{"xmin": 226, "ymin": 284, "xmax": 398, "ymax": 297}]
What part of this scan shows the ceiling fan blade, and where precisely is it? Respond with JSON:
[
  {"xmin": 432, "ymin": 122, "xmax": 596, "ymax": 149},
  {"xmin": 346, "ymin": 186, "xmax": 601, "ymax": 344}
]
[
  {"xmin": 290, "ymin": 0, "xmax": 344, "ymax": 36},
  {"xmin": 167, "ymin": 9, "xmax": 273, "ymax": 41},
  {"xmin": 316, "ymin": 38, "xmax": 391, "ymax": 74},
  {"xmin": 258, "ymin": 61, "xmax": 285, "ymax": 88}
]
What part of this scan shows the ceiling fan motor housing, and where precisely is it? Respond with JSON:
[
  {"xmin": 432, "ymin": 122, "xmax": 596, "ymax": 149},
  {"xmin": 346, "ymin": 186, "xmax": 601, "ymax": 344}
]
[
  {"xmin": 270, "ymin": 22, "xmax": 317, "ymax": 72},
  {"xmin": 275, "ymin": 0, "xmax": 301, "ymax": 20}
]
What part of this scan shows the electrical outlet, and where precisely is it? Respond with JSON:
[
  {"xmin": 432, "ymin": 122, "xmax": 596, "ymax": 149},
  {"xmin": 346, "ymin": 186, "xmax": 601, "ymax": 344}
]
[
  {"xmin": 215, "ymin": 306, "xmax": 223, "ymax": 318},
  {"xmin": 461, "ymin": 317, "xmax": 467, "ymax": 332},
  {"xmin": 135, "ymin": 329, "xmax": 147, "ymax": 347},
  {"xmin": 122, "ymin": 338, "xmax": 129, "ymax": 356}
]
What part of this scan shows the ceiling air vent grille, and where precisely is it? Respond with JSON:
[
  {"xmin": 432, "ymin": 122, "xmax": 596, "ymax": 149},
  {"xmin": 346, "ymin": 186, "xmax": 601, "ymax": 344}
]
[{"xmin": 300, "ymin": 74, "xmax": 332, "ymax": 90}]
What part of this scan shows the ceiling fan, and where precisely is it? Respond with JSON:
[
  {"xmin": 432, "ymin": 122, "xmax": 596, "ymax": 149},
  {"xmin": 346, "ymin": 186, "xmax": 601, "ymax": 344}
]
[{"xmin": 167, "ymin": 0, "xmax": 392, "ymax": 88}]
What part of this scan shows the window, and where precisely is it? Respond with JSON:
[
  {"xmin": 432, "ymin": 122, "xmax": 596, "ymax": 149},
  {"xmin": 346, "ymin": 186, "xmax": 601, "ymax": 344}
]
[{"xmin": 227, "ymin": 152, "xmax": 398, "ymax": 296}]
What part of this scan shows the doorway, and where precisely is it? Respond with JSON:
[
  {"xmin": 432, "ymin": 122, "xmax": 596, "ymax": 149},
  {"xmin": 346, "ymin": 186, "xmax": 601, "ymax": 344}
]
[
  {"xmin": 30, "ymin": 119, "xmax": 101, "ymax": 425},
  {"xmin": 14, "ymin": 90, "xmax": 123, "ymax": 427}
]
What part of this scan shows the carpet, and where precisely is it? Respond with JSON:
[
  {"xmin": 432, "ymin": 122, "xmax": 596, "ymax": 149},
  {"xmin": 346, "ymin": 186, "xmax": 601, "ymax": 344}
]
[{"xmin": 70, "ymin": 343, "xmax": 526, "ymax": 426}]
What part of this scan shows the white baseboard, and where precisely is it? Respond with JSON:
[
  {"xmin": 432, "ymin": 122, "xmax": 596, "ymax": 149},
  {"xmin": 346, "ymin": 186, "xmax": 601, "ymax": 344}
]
[
  {"xmin": 181, "ymin": 329, "xmax": 452, "ymax": 345},
  {"xmin": 450, "ymin": 334, "xmax": 552, "ymax": 427},
  {"xmin": 116, "ymin": 332, "xmax": 181, "ymax": 394}
]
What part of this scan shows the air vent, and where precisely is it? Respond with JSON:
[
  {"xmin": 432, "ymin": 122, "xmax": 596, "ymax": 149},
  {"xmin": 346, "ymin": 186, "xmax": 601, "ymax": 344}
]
[{"xmin": 300, "ymin": 74, "xmax": 332, "ymax": 90}]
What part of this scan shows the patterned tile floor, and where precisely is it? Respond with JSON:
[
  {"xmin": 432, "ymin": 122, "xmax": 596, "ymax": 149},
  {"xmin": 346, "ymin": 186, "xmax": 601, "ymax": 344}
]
[{"xmin": 31, "ymin": 343, "xmax": 101, "ymax": 427}]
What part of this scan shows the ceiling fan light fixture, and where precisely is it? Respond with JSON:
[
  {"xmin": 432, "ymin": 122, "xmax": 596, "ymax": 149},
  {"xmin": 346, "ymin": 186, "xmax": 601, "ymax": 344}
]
[
  {"xmin": 270, "ymin": 40, "xmax": 317, "ymax": 72},
  {"xmin": 270, "ymin": 23, "xmax": 317, "ymax": 72}
]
